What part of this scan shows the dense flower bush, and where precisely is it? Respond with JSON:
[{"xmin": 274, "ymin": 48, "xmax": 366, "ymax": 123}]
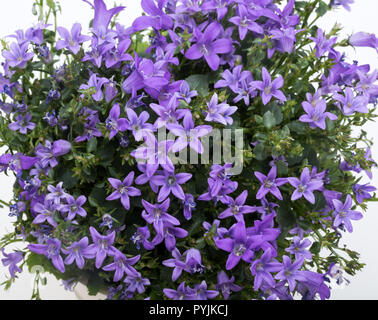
[{"xmin": 0, "ymin": 0, "xmax": 377, "ymax": 300}]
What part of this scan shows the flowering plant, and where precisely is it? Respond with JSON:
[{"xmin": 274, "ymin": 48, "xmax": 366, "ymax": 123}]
[{"xmin": 0, "ymin": 0, "xmax": 377, "ymax": 300}]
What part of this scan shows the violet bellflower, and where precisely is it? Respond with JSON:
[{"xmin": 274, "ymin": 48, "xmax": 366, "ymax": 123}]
[
  {"xmin": 60, "ymin": 195, "xmax": 87, "ymax": 221},
  {"xmin": 125, "ymin": 108, "xmax": 155, "ymax": 142},
  {"xmin": 103, "ymin": 249, "xmax": 140, "ymax": 282},
  {"xmin": 29, "ymin": 238, "xmax": 65, "ymax": 273},
  {"xmin": 130, "ymin": 226, "xmax": 155, "ymax": 250},
  {"xmin": 249, "ymin": 67, "xmax": 286, "ymax": 105},
  {"xmin": 215, "ymin": 270, "xmax": 242, "ymax": 300},
  {"xmin": 332, "ymin": 194, "xmax": 363, "ymax": 233},
  {"xmin": 285, "ymin": 236, "xmax": 313, "ymax": 260},
  {"xmin": 254, "ymin": 166, "xmax": 288, "ymax": 200},
  {"xmin": 79, "ymin": 73, "xmax": 109, "ymax": 102},
  {"xmin": 204, "ymin": 93, "xmax": 237, "ymax": 126},
  {"xmin": 35, "ymin": 139, "xmax": 71, "ymax": 168},
  {"xmin": 2, "ymin": 42, "xmax": 34, "ymax": 69},
  {"xmin": 349, "ymin": 32, "xmax": 378, "ymax": 52},
  {"xmin": 193, "ymin": 281, "xmax": 219, "ymax": 300},
  {"xmin": 250, "ymin": 248, "xmax": 282, "ymax": 290},
  {"xmin": 299, "ymin": 99, "xmax": 338, "ymax": 130},
  {"xmin": 85, "ymin": 227, "xmax": 117, "ymax": 268},
  {"xmin": 287, "ymin": 167, "xmax": 324, "ymax": 204},
  {"xmin": 105, "ymin": 103, "xmax": 128, "ymax": 140},
  {"xmin": 62, "ymin": 236, "xmax": 92, "ymax": 269},
  {"xmin": 333, "ymin": 87, "xmax": 369, "ymax": 115},
  {"xmin": 229, "ymin": 4, "xmax": 264, "ymax": 40},
  {"xmin": 56, "ymin": 23, "xmax": 91, "ymax": 55},
  {"xmin": 163, "ymin": 281, "xmax": 196, "ymax": 300},
  {"xmin": 151, "ymin": 169, "xmax": 192, "ymax": 202},
  {"xmin": 141, "ymin": 198, "xmax": 180, "ymax": 236},
  {"xmin": 218, "ymin": 190, "xmax": 256, "ymax": 222},
  {"xmin": 274, "ymin": 255, "xmax": 306, "ymax": 292},
  {"xmin": 124, "ymin": 272, "xmax": 150, "ymax": 294},
  {"xmin": 167, "ymin": 112, "xmax": 212, "ymax": 154},
  {"xmin": 106, "ymin": 172, "xmax": 141, "ymax": 210},
  {"xmin": 185, "ymin": 21, "xmax": 233, "ymax": 71},
  {"xmin": 132, "ymin": 0, "xmax": 173, "ymax": 31},
  {"xmin": 309, "ymin": 28, "xmax": 337, "ymax": 58},
  {"xmin": 352, "ymin": 183, "xmax": 376, "ymax": 204},
  {"xmin": 83, "ymin": 0, "xmax": 125, "ymax": 31},
  {"xmin": 32, "ymin": 198, "xmax": 60, "ymax": 228},
  {"xmin": 1, "ymin": 249, "xmax": 23, "ymax": 278},
  {"xmin": 215, "ymin": 221, "xmax": 255, "ymax": 270},
  {"xmin": 8, "ymin": 113, "xmax": 35, "ymax": 134}
]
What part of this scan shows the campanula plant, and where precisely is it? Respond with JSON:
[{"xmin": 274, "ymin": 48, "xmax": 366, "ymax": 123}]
[{"xmin": 0, "ymin": 0, "xmax": 377, "ymax": 300}]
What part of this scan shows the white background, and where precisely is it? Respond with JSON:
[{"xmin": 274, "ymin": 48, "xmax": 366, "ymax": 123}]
[{"xmin": 0, "ymin": 0, "xmax": 377, "ymax": 300}]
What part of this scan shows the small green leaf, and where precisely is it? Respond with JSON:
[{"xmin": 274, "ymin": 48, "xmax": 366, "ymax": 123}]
[
  {"xmin": 185, "ymin": 74, "xmax": 209, "ymax": 97},
  {"xmin": 263, "ymin": 111, "xmax": 276, "ymax": 129}
]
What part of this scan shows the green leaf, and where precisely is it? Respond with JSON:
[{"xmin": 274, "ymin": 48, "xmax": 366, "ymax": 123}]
[
  {"xmin": 87, "ymin": 138, "xmax": 97, "ymax": 153},
  {"xmin": 254, "ymin": 143, "xmax": 268, "ymax": 161},
  {"xmin": 56, "ymin": 168, "xmax": 78, "ymax": 190},
  {"xmin": 86, "ymin": 273, "xmax": 106, "ymax": 296},
  {"xmin": 288, "ymin": 121, "xmax": 307, "ymax": 134},
  {"xmin": 185, "ymin": 74, "xmax": 209, "ymax": 97},
  {"xmin": 276, "ymin": 202, "xmax": 296, "ymax": 229},
  {"xmin": 313, "ymin": 191, "xmax": 326, "ymax": 211},
  {"xmin": 316, "ymin": 1, "xmax": 329, "ymax": 17},
  {"xmin": 263, "ymin": 111, "xmax": 276, "ymax": 129}
]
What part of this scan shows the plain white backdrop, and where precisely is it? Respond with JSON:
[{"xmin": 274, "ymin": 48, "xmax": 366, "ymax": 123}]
[{"xmin": 0, "ymin": 0, "xmax": 377, "ymax": 300}]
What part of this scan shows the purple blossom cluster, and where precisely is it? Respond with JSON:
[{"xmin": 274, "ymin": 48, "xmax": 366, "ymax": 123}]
[{"xmin": 0, "ymin": 0, "xmax": 377, "ymax": 301}]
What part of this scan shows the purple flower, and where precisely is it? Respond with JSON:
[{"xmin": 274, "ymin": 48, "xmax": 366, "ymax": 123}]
[
  {"xmin": 62, "ymin": 237, "xmax": 92, "ymax": 269},
  {"xmin": 130, "ymin": 226, "xmax": 155, "ymax": 250},
  {"xmin": 255, "ymin": 166, "xmax": 287, "ymax": 200},
  {"xmin": 32, "ymin": 198, "xmax": 60, "ymax": 228},
  {"xmin": 45, "ymin": 182, "xmax": 68, "ymax": 205},
  {"xmin": 106, "ymin": 172, "xmax": 141, "ymax": 210},
  {"xmin": 29, "ymin": 238, "xmax": 65, "ymax": 273},
  {"xmin": 162, "ymin": 247, "xmax": 186, "ymax": 281},
  {"xmin": 132, "ymin": 0, "xmax": 173, "ymax": 31},
  {"xmin": 204, "ymin": 93, "xmax": 237, "ymax": 126},
  {"xmin": 214, "ymin": 65, "xmax": 251, "ymax": 93},
  {"xmin": 332, "ymin": 195, "xmax": 363, "ymax": 232},
  {"xmin": 141, "ymin": 198, "xmax": 180, "ymax": 236},
  {"xmin": 285, "ymin": 236, "xmax": 313, "ymax": 260},
  {"xmin": 183, "ymin": 193, "xmax": 196, "ymax": 220},
  {"xmin": 332, "ymin": 0, "xmax": 354, "ymax": 11},
  {"xmin": 56, "ymin": 23, "xmax": 90, "ymax": 54},
  {"xmin": 250, "ymin": 67, "xmax": 286, "ymax": 105},
  {"xmin": 60, "ymin": 195, "xmax": 87, "ymax": 220},
  {"xmin": 167, "ymin": 113, "xmax": 212, "ymax": 154},
  {"xmin": 287, "ymin": 167, "xmax": 323, "ymax": 204},
  {"xmin": 349, "ymin": 32, "xmax": 377, "ymax": 51},
  {"xmin": 193, "ymin": 281, "xmax": 219, "ymax": 300},
  {"xmin": 218, "ymin": 190, "xmax": 256, "ymax": 222},
  {"xmin": 275, "ymin": 255, "xmax": 306, "ymax": 292},
  {"xmin": 151, "ymin": 170, "xmax": 192, "ymax": 202},
  {"xmin": 203, "ymin": 219, "xmax": 229, "ymax": 242},
  {"xmin": 202, "ymin": 0, "xmax": 230, "ymax": 20},
  {"xmin": 333, "ymin": 87, "xmax": 369, "ymax": 115},
  {"xmin": 124, "ymin": 272, "xmax": 150, "ymax": 294},
  {"xmin": 299, "ymin": 99, "xmax": 337, "ymax": 130},
  {"xmin": 175, "ymin": 80, "xmax": 198, "ymax": 104},
  {"xmin": 125, "ymin": 108, "xmax": 155, "ymax": 142},
  {"xmin": 105, "ymin": 103, "xmax": 128, "ymax": 139},
  {"xmin": 309, "ymin": 28, "xmax": 337, "ymax": 58},
  {"xmin": 216, "ymin": 221, "xmax": 255, "ymax": 270},
  {"xmin": 163, "ymin": 281, "xmax": 196, "ymax": 300},
  {"xmin": 85, "ymin": 227, "xmax": 116, "ymax": 268},
  {"xmin": 79, "ymin": 73, "xmax": 109, "ymax": 102},
  {"xmin": 35, "ymin": 139, "xmax": 71, "ymax": 168},
  {"xmin": 2, "ymin": 42, "xmax": 34, "ymax": 69},
  {"xmin": 185, "ymin": 22, "xmax": 233, "ymax": 71},
  {"xmin": 103, "ymin": 249, "xmax": 140, "ymax": 282},
  {"xmin": 250, "ymin": 248, "xmax": 282, "ymax": 290},
  {"xmin": 84, "ymin": 0, "xmax": 125, "ymax": 31},
  {"xmin": 352, "ymin": 183, "xmax": 376, "ymax": 204},
  {"xmin": 1, "ymin": 249, "xmax": 23, "ymax": 278},
  {"xmin": 9, "ymin": 113, "xmax": 35, "ymax": 134},
  {"xmin": 215, "ymin": 270, "xmax": 242, "ymax": 299},
  {"xmin": 131, "ymin": 137, "xmax": 174, "ymax": 177},
  {"xmin": 229, "ymin": 4, "xmax": 263, "ymax": 40}
]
